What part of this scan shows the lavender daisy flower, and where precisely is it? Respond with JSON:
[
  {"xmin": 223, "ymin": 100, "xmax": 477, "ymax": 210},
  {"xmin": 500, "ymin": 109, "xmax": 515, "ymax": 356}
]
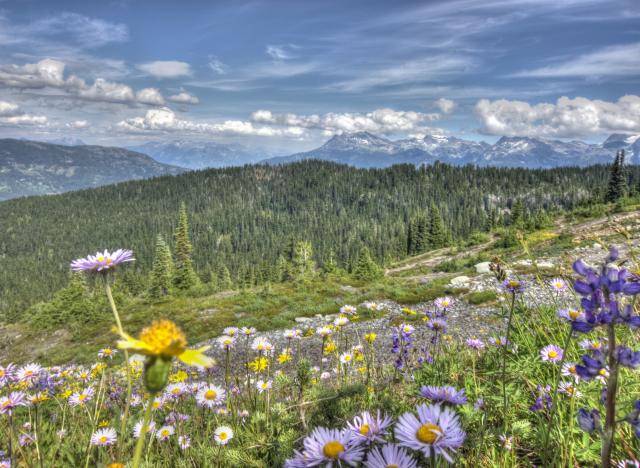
[
  {"xmin": 68, "ymin": 387, "xmax": 95, "ymax": 407},
  {"xmin": 499, "ymin": 435, "xmax": 513, "ymax": 451},
  {"xmin": 549, "ymin": 278, "xmax": 568, "ymax": 292},
  {"xmin": 364, "ymin": 443, "xmax": 418, "ymax": 468},
  {"xmin": 133, "ymin": 420, "xmax": 156, "ymax": 438},
  {"xmin": 419, "ymin": 386, "xmax": 467, "ymax": 406},
  {"xmin": 347, "ymin": 410, "xmax": 393, "ymax": 445},
  {"xmin": 579, "ymin": 339, "xmax": 604, "ymax": 351},
  {"xmin": 474, "ymin": 398, "xmax": 485, "ymax": 410},
  {"xmin": 0, "ymin": 363, "xmax": 16, "ymax": 388},
  {"xmin": 434, "ymin": 296, "xmax": 454, "ymax": 310},
  {"xmin": 90, "ymin": 428, "xmax": 117, "ymax": 446},
  {"xmin": 395, "ymin": 403, "xmax": 466, "ymax": 463},
  {"xmin": 19, "ymin": 433, "xmax": 34, "ymax": 447},
  {"xmin": 178, "ymin": 435, "xmax": 191, "ymax": 450},
  {"xmin": 489, "ymin": 336, "xmax": 509, "ymax": 348},
  {"xmin": 213, "ymin": 426, "xmax": 234, "ymax": 445},
  {"xmin": 156, "ymin": 425, "xmax": 175, "ymax": 441},
  {"xmin": 217, "ymin": 335, "xmax": 236, "ymax": 350},
  {"xmin": 540, "ymin": 344, "xmax": 564, "ymax": 363},
  {"xmin": 293, "ymin": 427, "xmax": 364, "ymax": 467},
  {"xmin": 256, "ymin": 380, "xmax": 272, "ymax": 394},
  {"xmin": 557, "ymin": 309, "xmax": 586, "ymax": 323},
  {"xmin": 502, "ymin": 278, "xmax": 525, "ymax": 294},
  {"xmin": 561, "ymin": 362, "xmax": 580, "ymax": 381},
  {"xmin": 0, "ymin": 458, "xmax": 9, "ymax": 468},
  {"xmin": 196, "ymin": 385, "xmax": 225, "ymax": 408},
  {"xmin": 558, "ymin": 382, "xmax": 582, "ymax": 398},
  {"xmin": 465, "ymin": 338, "xmax": 485, "ymax": 350},
  {"xmin": 0, "ymin": 391, "xmax": 28, "ymax": 415},
  {"xmin": 16, "ymin": 363, "xmax": 43, "ymax": 384},
  {"xmin": 427, "ymin": 319, "xmax": 447, "ymax": 333},
  {"xmin": 71, "ymin": 249, "xmax": 134, "ymax": 272}
]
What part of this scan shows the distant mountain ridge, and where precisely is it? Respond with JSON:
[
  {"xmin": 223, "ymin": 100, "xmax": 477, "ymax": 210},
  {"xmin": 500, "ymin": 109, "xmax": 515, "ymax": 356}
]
[
  {"xmin": 0, "ymin": 139, "xmax": 184, "ymax": 200},
  {"xmin": 263, "ymin": 131, "xmax": 640, "ymax": 168},
  {"xmin": 129, "ymin": 140, "xmax": 270, "ymax": 169}
]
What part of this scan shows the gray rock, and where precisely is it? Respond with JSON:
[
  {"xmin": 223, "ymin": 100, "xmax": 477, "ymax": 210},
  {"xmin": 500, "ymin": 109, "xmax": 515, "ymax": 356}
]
[
  {"xmin": 475, "ymin": 261, "xmax": 492, "ymax": 273},
  {"xmin": 449, "ymin": 275, "xmax": 470, "ymax": 286},
  {"xmin": 294, "ymin": 317, "xmax": 313, "ymax": 323}
]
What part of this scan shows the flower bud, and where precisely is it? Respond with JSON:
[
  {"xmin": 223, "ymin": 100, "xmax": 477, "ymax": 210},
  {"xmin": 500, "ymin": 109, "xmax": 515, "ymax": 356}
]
[{"xmin": 144, "ymin": 357, "xmax": 171, "ymax": 393}]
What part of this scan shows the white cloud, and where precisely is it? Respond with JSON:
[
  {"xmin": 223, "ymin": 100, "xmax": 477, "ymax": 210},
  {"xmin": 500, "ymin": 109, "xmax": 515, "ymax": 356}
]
[
  {"xmin": 250, "ymin": 108, "xmax": 442, "ymax": 135},
  {"xmin": 475, "ymin": 95, "xmax": 640, "ymax": 138},
  {"xmin": 208, "ymin": 56, "xmax": 227, "ymax": 75},
  {"xmin": 167, "ymin": 92, "xmax": 199, "ymax": 104},
  {"xmin": 266, "ymin": 45, "xmax": 294, "ymax": 61},
  {"xmin": 0, "ymin": 100, "xmax": 47, "ymax": 126},
  {"xmin": 116, "ymin": 107, "xmax": 305, "ymax": 137},
  {"xmin": 513, "ymin": 42, "xmax": 640, "ymax": 78},
  {"xmin": 435, "ymin": 98, "xmax": 456, "ymax": 114},
  {"xmin": 26, "ymin": 13, "xmax": 129, "ymax": 48},
  {"xmin": 0, "ymin": 59, "xmax": 166, "ymax": 105},
  {"xmin": 68, "ymin": 120, "xmax": 89, "ymax": 129},
  {"xmin": 137, "ymin": 61, "xmax": 192, "ymax": 78},
  {"xmin": 136, "ymin": 88, "xmax": 165, "ymax": 105},
  {"xmin": 0, "ymin": 101, "xmax": 19, "ymax": 115}
]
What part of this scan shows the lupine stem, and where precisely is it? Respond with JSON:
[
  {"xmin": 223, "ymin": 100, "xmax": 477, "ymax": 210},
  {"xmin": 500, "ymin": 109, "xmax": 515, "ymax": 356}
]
[
  {"xmin": 132, "ymin": 393, "xmax": 155, "ymax": 468},
  {"xmin": 104, "ymin": 279, "xmax": 133, "ymax": 451},
  {"xmin": 501, "ymin": 292, "xmax": 516, "ymax": 434},
  {"xmin": 601, "ymin": 322, "xmax": 619, "ymax": 468}
]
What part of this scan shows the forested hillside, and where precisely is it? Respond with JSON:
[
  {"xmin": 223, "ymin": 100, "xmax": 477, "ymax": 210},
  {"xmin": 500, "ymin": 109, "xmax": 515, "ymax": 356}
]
[{"xmin": 1, "ymin": 160, "xmax": 638, "ymax": 318}]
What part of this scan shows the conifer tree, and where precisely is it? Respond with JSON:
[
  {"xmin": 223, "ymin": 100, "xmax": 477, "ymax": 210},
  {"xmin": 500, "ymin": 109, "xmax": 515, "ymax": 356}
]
[
  {"xmin": 605, "ymin": 150, "xmax": 627, "ymax": 203},
  {"xmin": 414, "ymin": 215, "xmax": 428, "ymax": 253},
  {"xmin": 148, "ymin": 234, "xmax": 173, "ymax": 298},
  {"xmin": 510, "ymin": 199, "xmax": 525, "ymax": 228},
  {"xmin": 218, "ymin": 264, "xmax": 233, "ymax": 290},
  {"xmin": 292, "ymin": 240, "xmax": 316, "ymax": 279},
  {"xmin": 173, "ymin": 203, "xmax": 199, "ymax": 290},
  {"xmin": 428, "ymin": 205, "xmax": 448, "ymax": 248},
  {"xmin": 353, "ymin": 246, "xmax": 383, "ymax": 280}
]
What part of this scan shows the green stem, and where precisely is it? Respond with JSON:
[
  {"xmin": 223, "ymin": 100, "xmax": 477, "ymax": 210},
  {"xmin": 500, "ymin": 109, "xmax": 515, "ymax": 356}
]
[
  {"xmin": 132, "ymin": 393, "xmax": 156, "ymax": 468},
  {"xmin": 104, "ymin": 279, "xmax": 133, "ymax": 451},
  {"xmin": 501, "ymin": 292, "xmax": 516, "ymax": 434}
]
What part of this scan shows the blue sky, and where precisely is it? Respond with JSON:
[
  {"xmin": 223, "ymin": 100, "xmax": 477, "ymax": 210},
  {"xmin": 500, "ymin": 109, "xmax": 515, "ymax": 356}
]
[{"xmin": 0, "ymin": 0, "xmax": 638, "ymax": 151}]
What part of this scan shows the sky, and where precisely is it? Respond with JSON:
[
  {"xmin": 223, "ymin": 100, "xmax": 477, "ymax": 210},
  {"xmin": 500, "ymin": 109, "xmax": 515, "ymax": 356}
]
[{"xmin": 0, "ymin": 0, "xmax": 638, "ymax": 152}]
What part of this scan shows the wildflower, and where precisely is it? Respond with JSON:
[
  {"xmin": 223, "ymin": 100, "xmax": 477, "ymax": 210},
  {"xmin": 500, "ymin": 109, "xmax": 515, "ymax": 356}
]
[
  {"xmin": 170, "ymin": 370, "xmax": 189, "ymax": 383},
  {"xmin": 28, "ymin": 392, "xmax": 50, "ymax": 406},
  {"xmin": 133, "ymin": 420, "xmax": 156, "ymax": 438},
  {"xmin": 400, "ymin": 323, "xmax": 415, "ymax": 336},
  {"xmin": 474, "ymin": 399, "xmax": 484, "ymax": 411},
  {"xmin": 434, "ymin": 296, "xmax": 454, "ymax": 310},
  {"xmin": 577, "ymin": 408, "xmax": 601, "ymax": 433},
  {"xmin": 283, "ymin": 329, "xmax": 301, "ymax": 339},
  {"xmin": 340, "ymin": 305, "xmax": 357, "ymax": 315},
  {"xmin": 16, "ymin": 363, "xmax": 43, "ymax": 384},
  {"xmin": 317, "ymin": 326, "xmax": 333, "ymax": 338},
  {"xmin": 196, "ymin": 385, "xmax": 226, "ymax": 408},
  {"xmin": 558, "ymin": 382, "xmax": 582, "ymax": 398},
  {"xmin": 561, "ymin": 362, "xmax": 580, "ymax": 381},
  {"xmin": 256, "ymin": 380, "xmax": 272, "ymax": 393},
  {"xmin": 57, "ymin": 429, "xmax": 67, "ymax": 439},
  {"xmin": 320, "ymin": 372, "xmax": 331, "ymax": 380},
  {"xmin": 557, "ymin": 309, "xmax": 586, "ymax": 323},
  {"xmin": 178, "ymin": 435, "xmax": 191, "ymax": 450},
  {"xmin": 289, "ymin": 427, "xmax": 364, "ymax": 467},
  {"xmin": 334, "ymin": 316, "xmax": 349, "ymax": 327},
  {"xmin": 540, "ymin": 344, "xmax": 564, "ymax": 363},
  {"xmin": 324, "ymin": 341, "xmax": 337, "ymax": 354},
  {"xmin": 117, "ymin": 319, "xmax": 214, "ymax": 367},
  {"xmin": 364, "ymin": 333, "xmax": 377, "ymax": 344},
  {"xmin": 241, "ymin": 327, "xmax": 257, "ymax": 337},
  {"xmin": 214, "ymin": 426, "xmax": 234, "ymax": 445},
  {"xmin": 150, "ymin": 396, "xmax": 165, "ymax": 411},
  {"xmin": 71, "ymin": 249, "xmax": 134, "ymax": 272},
  {"xmin": 223, "ymin": 327, "xmax": 238, "ymax": 337},
  {"xmin": 395, "ymin": 403, "xmax": 466, "ymax": 463},
  {"xmin": 0, "ymin": 391, "xmax": 28, "ymax": 415},
  {"xmin": 427, "ymin": 319, "xmax": 447, "ymax": 332},
  {"xmin": 98, "ymin": 348, "xmax": 117, "ymax": 359},
  {"xmin": 347, "ymin": 410, "xmax": 393, "ymax": 444},
  {"xmin": 249, "ymin": 357, "xmax": 269, "ymax": 372},
  {"xmin": 615, "ymin": 346, "xmax": 640, "ymax": 368},
  {"xmin": 69, "ymin": 387, "xmax": 95, "ymax": 407},
  {"xmin": 278, "ymin": 352, "xmax": 292, "ymax": 364},
  {"xmin": 19, "ymin": 433, "xmax": 35, "ymax": 447},
  {"xmin": 465, "ymin": 338, "xmax": 485, "ymax": 350},
  {"xmin": 579, "ymin": 339, "xmax": 604, "ymax": 351},
  {"xmin": 90, "ymin": 428, "xmax": 117, "ymax": 446},
  {"xmin": 529, "ymin": 385, "xmax": 552, "ymax": 412},
  {"xmin": 502, "ymin": 278, "xmax": 525, "ymax": 294},
  {"xmin": 217, "ymin": 335, "xmax": 236, "ymax": 350},
  {"xmin": 0, "ymin": 363, "xmax": 16, "ymax": 387},
  {"xmin": 549, "ymin": 278, "xmax": 568, "ymax": 292},
  {"xmin": 251, "ymin": 337, "xmax": 272, "ymax": 353},
  {"xmin": 575, "ymin": 351, "xmax": 607, "ymax": 381},
  {"xmin": 156, "ymin": 425, "xmax": 175, "ymax": 441},
  {"xmin": 419, "ymin": 386, "xmax": 468, "ymax": 406},
  {"xmin": 339, "ymin": 352, "xmax": 354, "ymax": 365},
  {"xmin": 0, "ymin": 459, "xmax": 9, "ymax": 468},
  {"xmin": 489, "ymin": 336, "xmax": 509, "ymax": 348},
  {"xmin": 499, "ymin": 435, "xmax": 513, "ymax": 451},
  {"xmin": 364, "ymin": 443, "xmax": 418, "ymax": 468},
  {"xmin": 164, "ymin": 383, "xmax": 187, "ymax": 399}
]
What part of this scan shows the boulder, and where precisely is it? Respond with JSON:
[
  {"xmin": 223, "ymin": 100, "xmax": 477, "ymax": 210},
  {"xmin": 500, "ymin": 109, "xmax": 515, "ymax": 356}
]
[
  {"xmin": 294, "ymin": 317, "xmax": 312, "ymax": 323},
  {"xmin": 474, "ymin": 261, "xmax": 492, "ymax": 274},
  {"xmin": 449, "ymin": 275, "xmax": 470, "ymax": 287}
]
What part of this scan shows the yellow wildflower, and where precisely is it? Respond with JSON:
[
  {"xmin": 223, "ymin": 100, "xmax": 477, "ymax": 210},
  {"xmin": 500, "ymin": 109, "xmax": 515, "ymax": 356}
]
[
  {"xmin": 364, "ymin": 333, "xmax": 377, "ymax": 344},
  {"xmin": 402, "ymin": 308, "xmax": 417, "ymax": 316},
  {"xmin": 170, "ymin": 370, "xmax": 189, "ymax": 383},
  {"xmin": 277, "ymin": 353, "xmax": 292, "ymax": 364},
  {"xmin": 249, "ymin": 357, "xmax": 269, "ymax": 372}
]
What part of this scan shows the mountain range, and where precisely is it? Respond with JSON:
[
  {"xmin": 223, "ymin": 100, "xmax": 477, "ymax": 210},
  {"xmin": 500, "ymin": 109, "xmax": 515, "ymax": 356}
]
[
  {"xmin": 263, "ymin": 132, "xmax": 640, "ymax": 168},
  {"xmin": 0, "ymin": 139, "xmax": 184, "ymax": 200},
  {"xmin": 129, "ymin": 140, "xmax": 271, "ymax": 169}
]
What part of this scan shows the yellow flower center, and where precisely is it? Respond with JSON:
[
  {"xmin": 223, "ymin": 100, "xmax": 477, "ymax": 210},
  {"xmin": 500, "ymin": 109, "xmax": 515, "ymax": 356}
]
[
  {"xmin": 569, "ymin": 366, "xmax": 576, "ymax": 374},
  {"xmin": 344, "ymin": 355, "xmax": 351, "ymax": 362},
  {"xmin": 569, "ymin": 310, "xmax": 579, "ymax": 319},
  {"xmin": 25, "ymin": 371, "xmax": 33, "ymax": 376},
  {"xmin": 548, "ymin": 351, "xmax": 558, "ymax": 358},
  {"xmin": 2, "ymin": 401, "xmax": 10, "ymax": 408},
  {"xmin": 599, "ymin": 369, "xmax": 607, "ymax": 376},
  {"xmin": 218, "ymin": 432, "xmax": 227, "ymax": 440},
  {"xmin": 97, "ymin": 256, "xmax": 105, "ymax": 262},
  {"xmin": 106, "ymin": 258, "xmax": 113, "ymax": 264},
  {"xmin": 152, "ymin": 400, "xmax": 161, "ymax": 408},
  {"xmin": 78, "ymin": 394, "xmax": 87, "ymax": 401},
  {"xmin": 205, "ymin": 390, "xmax": 217, "ymax": 400},
  {"xmin": 359, "ymin": 424, "xmax": 370, "ymax": 435},
  {"xmin": 386, "ymin": 465, "xmax": 400, "ymax": 468},
  {"xmin": 172, "ymin": 388, "xmax": 181, "ymax": 395},
  {"xmin": 0, "ymin": 370, "xmax": 4, "ymax": 378},
  {"xmin": 416, "ymin": 423, "xmax": 442, "ymax": 444},
  {"xmin": 139, "ymin": 320, "xmax": 187, "ymax": 357},
  {"xmin": 99, "ymin": 436, "xmax": 108, "ymax": 444},
  {"xmin": 508, "ymin": 280, "xmax": 520, "ymax": 289},
  {"xmin": 161, "ymin": 430, "xmax": 170, "ymax": 437},
  {"xmin": 323, "ymin": 441, "xmax": 345, "ymax": 459}
]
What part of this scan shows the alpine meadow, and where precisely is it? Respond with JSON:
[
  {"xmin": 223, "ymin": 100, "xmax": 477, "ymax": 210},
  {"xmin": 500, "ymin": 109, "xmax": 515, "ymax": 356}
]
[{"xmin": 1, "ymin": 1, "xmax": 640, "ymax": 467}]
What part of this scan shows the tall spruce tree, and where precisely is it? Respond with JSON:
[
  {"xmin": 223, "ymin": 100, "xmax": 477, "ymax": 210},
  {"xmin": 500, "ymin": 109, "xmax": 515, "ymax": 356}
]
[
  {"xmin": 605, "ymin": 150, "xmax": 627, "ymax": 203},
  {"xmin": 428, "ymin": 205, "xmax": 448, "ymax": 249},
  {"xmin": 414, "ymin": 215, "xmax": 429, "ymax": 253},
  {"xmin": 292, "ymin": 240, "xmax": 316, "ymax": 279},
  {"xmin": 353, "ymin": 246, "xmax": 383, "ymax": 280},
  {"xmin": 148, "ymin": 234, "xmax": 173, "ymax": 298},
  {"xmin": 173, "ymin": 203, "xmax": 199, "ymax": 290},
  {"xmin": 510, "ymin": 199, "xmax": 525, "ymax": 228}
]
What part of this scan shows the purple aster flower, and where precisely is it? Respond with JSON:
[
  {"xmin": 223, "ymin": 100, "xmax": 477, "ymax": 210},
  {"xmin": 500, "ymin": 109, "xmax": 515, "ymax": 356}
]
[
  {"xmin": 427, "ymin": 319, "xmax": 447, "ymax": 333},
  {"xmin": 529, "ymin": 385, "xmax": 552, "ymax": 412},
  {"xmin": 364, "ymin": 443, "xmax": 418, "ymax": 468},
  {"xmin": 540, "ymin": 344, "xmax": 564, "ymax": 363},
  {"xmin": 489, "ymin": 336, "xmax": 509, "ymax": 348},
  {"xmin": 575, "ymin": 351, "xmax": 607, "ymax": 381},
  {"xmin": 465, "ymin": 338, "xmax": 485, "ymax": 350},
  {"xmin": 0, "ymin": 363, "xmax": 16, "ymax": 388},
  {"xmin": 0, "ymin": 458, "xmax": 9, "ymax": 468},
  {"xmin": 557, "ymin": 308, "xmax": 586, "ymax": 323},
  {"xmin": 549, "ymin": 278, "xmax": 569, "ymax": 292},
  {"xmin": 577, "ymin": 408, "xmax": 601, "ymax": 433},
  {"xmin": 286, "ymin": 427, "xmax": 364, "ymax": 467},
  {"xmin": 0, "ymin": 391, "xmax": 28, "ymax": 415},
  {"xmin": 502, "ymin": 278, "xmax": 525, "ymax": 294},
  {"xmin": 70, "ymin": 249, "xmax": 134, "ymax": 272},
  {"xmin": 395, "ymin": 403, "xmax": 466, "ymax": 463},
  {"xmin": 347, "ymin": 410, "xmax": 393, "ymax": 445},
  {"xmin": 419, "ymin": 385, "xmax": 467, "ymax": 406},
  {"xmin": 178, "ymin": 434, "xmax": 191, "ymax": 450},
  {"xmin": 19, "ymin": 433, "xmax": 34, "ymax": 447},
  {"xmin": 474, "ymin": 398, "xmax": 484, "ymax": 411},
  {"xmin": 434, "ymin": 296, "xmax": 454, "ymax": 311}
]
